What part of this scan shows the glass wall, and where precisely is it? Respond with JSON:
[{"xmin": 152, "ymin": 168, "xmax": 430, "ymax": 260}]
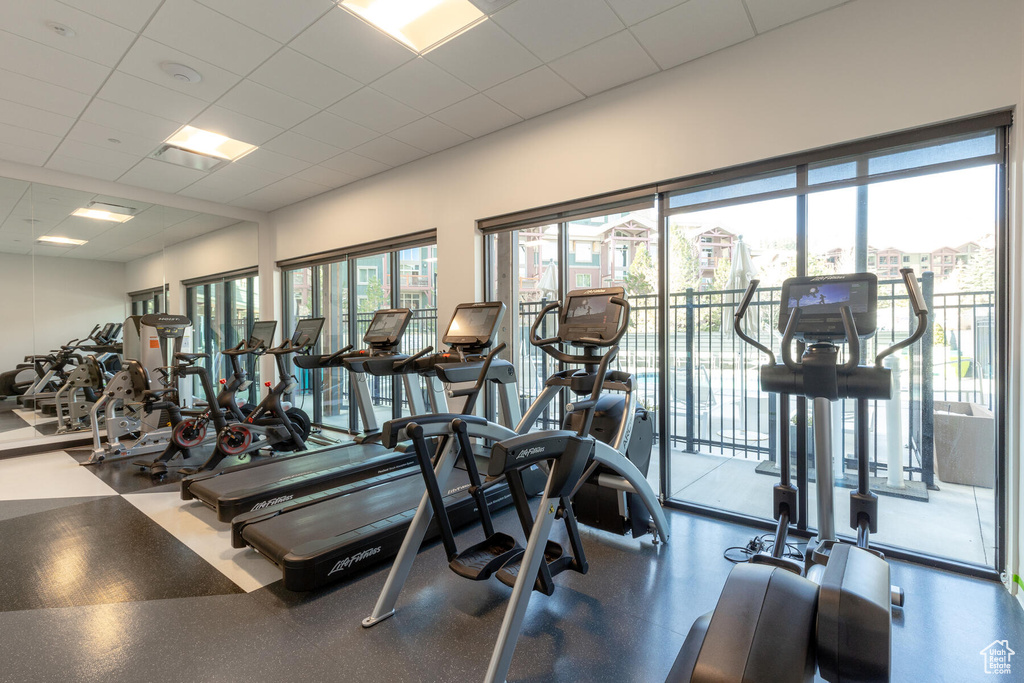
[
  {"xmin": 486, "ymin": 123, "xmax": 1007, "ymax": 570},
  {"xmin": 282, "ymin": 243, "xmax": 438, "ymax": 433}
]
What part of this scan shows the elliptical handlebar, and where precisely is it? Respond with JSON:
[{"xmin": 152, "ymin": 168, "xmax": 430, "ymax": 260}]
[
  {"xmin": 875, "ymin": 268, "xmax": 930, "ymax": 368},
  {"xmin": 528, "ymin": 295, "xmax": 631, "ymax": 365},
  {"xmin": 528, "ymin": 302, "xmax": 561, "ymax": 347},
  {"xmin": 780, "ymin": 307, "xmax": 802, "ymax": 371},
  {"xmin": 734, "ymin": 280, "xmax": 777, "ymax": 366}
]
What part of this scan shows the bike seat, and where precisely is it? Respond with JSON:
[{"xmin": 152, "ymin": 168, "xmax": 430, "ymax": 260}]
[{"xmin": 174, "ymin": 352, "xmax": 209, "ymax": 362}]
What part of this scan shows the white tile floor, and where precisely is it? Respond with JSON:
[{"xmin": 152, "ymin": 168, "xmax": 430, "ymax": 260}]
[
  {"xmin": 0, "ymin": 451, "xmax": 117, "ymax": 500},
  {"xmin": 669, "ymin": 450, "xmax": 996, "ymax": 566}
]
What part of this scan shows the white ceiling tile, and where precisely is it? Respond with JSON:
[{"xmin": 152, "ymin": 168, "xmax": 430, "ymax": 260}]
[
  {"xmin": 0, "ymin": 99, "xmax": 76, "ymax": 137},
  {"xmin": 46, "ymin": 154, "xmax": 128, "ymax": 181},
  {"xmin": 0, "ymin": 0, "xmax": 135, "ymax": 67},
  {"xmin": 178, "ymin": 162, "xmax": 284, "ymax": 202},
  {"xmin": 0, "ymin": 30, "xmax": 110, "ymax": 95},
  {"xmin": 230, "ymin": 193, "xmax": 280, "ymax": 211},
  {"xmin": 56, "ymin": 0, "xmax": 163, "ymax": 32},
  {"xmin": 426, "ymin": 20, "xmax": 541, "ymax": 91},
  {"xmin": 216, "ymin": 80, "xmax": 319, "ymax": 129},
  {"xmin": 604, "ymin": 0, "xmax": 689, "ymax": 26},
  {"xmin": 320, "ymin": 151, "xmax": 391, "ymax": 178},
  {"xmin": 350, "ymin": 136, "xmax": 427, "ymax": 167},
  {"xmin": 290, "ymin": 7, "xmax": 414, "ymax": 84},
  {"xmin": 66, "ymin": 120, "xmax": 162, "ymax": 157},
  {"xmin": 81, "ymin": 99, "xmax": 182, "ymax": 141},
  {"xmin": 0, "ymin": 141, "xmax": 51, "ymax": 166},
  {"xmin": 0, "ymin": 122, "xmax": 62, "ymax": 153},
  {"xmin": 550, "ymin": 31, "xmax": 659, "ymax": 97},
  {"xmin": 294, "ymin": 165, "xmax": 359, "ymax": 188},
  {"xmin": 143, "ymin": 0, "xmax": 282, "ymax": 76},
  {"xmin": 97, "ymin": 71, "xmax": 207, "ymax": 123},
  {"xmin": 373, "ymin": 58, "xmax": 476, "ymax": 115},
  {"xmin": 432, "ymin": 94, "xmax": 522, "ymax": 138},
  {"xmin": 328, "ymin": 88, "xmax": 423, "ymax": 135},
  {"xmin": 235, "ymin": 147, "xmax": 311, "ymax": 176},
  {"xmin": 485, "ymin": 66, "xmax": 584, "ymax": 119},
  {"xmin": 242, "ymin": 176, "xmax": 329, "ymax": 210},
  {"xmin": 52, "ymin": 139, "xmax": 140, "ymax": 174},
  {"xmin": 249, "ymin": 48, "xmax": 361, "ymax": 109},
  {"xmin": 195, "ymin": 0, "xmax": 334, "ymax": 43},
  {"xmin": 631, "ymin": 0, "xmax": 754, "ymax": 70},
  {"xmin": 118, "ymin": 158, "xmax": 208, "ymax": 193},
  {"xmin": 492, "ymin": 0, "xmax": 624, "ymax": 62},
  {"xmin": 389, "ymin": 117, "xmax": 470, "ymax": 154},
  {"xmin": 190, "ymin": 105, "xmax": 284, "ymax": 145},
  {"xmin": 744, "ymin": 0, "xmax": 847, "ymax": 33},
  {"xmin": 261, "ymin": 131, "xmax": 343, "ymax": 164},
  {"xmin": 0, "ymin": 69, "xmax": 90, "ymax": 117},
  {"xmin": 117, "ymin": 37, "xmax": 243, "ymax": 102},
  {"xmin": 291, "ymin": 111, "xmax": 379, "ymax": 150}
]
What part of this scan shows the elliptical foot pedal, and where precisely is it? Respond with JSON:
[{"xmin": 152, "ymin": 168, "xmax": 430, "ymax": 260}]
[
  {"xmin": 496, "ymin": 540, "xmax": 564, "ymax": 589},
  {"xmin": 449, "ymin": 532, "xmax": 523, "ymax": 581}
]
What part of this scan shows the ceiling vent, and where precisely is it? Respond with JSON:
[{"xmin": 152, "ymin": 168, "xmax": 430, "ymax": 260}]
[{"xmin": 150, "ymin": 144, "xmax": 229, "ymax": 172}]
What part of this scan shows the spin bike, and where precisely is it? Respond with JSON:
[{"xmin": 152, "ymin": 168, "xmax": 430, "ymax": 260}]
[
  {"xmin": 668, "ymin": 269, "xmax": 928, "ymax": 683},
  {"xmin": 363, "ymin": 287, "xmax": 669, "ymax": 683},
  {"xmin": 180, "ymin": 318, "xmax": 323, "ymax": 474}
]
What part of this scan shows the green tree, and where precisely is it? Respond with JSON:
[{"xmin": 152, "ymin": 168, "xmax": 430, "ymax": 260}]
[
  {"xmin": 955, "ymin": 247, "xmax": 994, "ymax": 292},
  {"xmin": 669, "ymin": 225, "xmax": 700, "ymax": 292},
  {"xmin": 358, "ymin": 276, "xmax": 389, "ymax": 313},
  {"xmin": 623, "ymin": 243, "xmax": 656, "ymax": 297},
  {"xmin": 712, "ymin": 254, "xmax": 732, "ymax": 291}
]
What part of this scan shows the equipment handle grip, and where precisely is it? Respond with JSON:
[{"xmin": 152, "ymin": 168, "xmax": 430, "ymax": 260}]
[
  {"xmin": 326, "ymin": 344, "xmax": 354, "ymax": 363},
  {"xmin": 448, "ymin": 342, "xmax": 506, "ymax": 399},
  {"xmin": 393, "ymin": 345, "xmax": 433, "ymax": 371},
  {"xmin": 733, "ymin": 280, "xmax": 776, "ymax": 365},
  {"xmin": 529, "ymin": 302, "xmax": 561, "ymax": 347},
  {"xmin": 781, "ymin": 308, "xmax": 802, "ymax": 371},
  {"xmin": 900, "ymin": 268, "xmax": 928, "ymax": 315},
  {"xmin": 839, "ymin": 306, "xmax": 861, "ymax": 371},
  {"xmin": 876, "ymin": 268, "xmax": 930, "ymax": 367}
]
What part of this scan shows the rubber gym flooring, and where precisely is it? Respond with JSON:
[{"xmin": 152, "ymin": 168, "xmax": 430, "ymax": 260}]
[{"xmin": 0, "ymin": 447, "xmax": 1022, "ymax": 682}]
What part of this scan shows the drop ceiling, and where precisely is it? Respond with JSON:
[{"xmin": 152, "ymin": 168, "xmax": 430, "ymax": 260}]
[
  {"xmin": 0, "ymin": 0, "xmax": 850, "ymax": 213},
  {"xmin": 0, "ymin": 177, "xmax": 241, "ymax": 260}
]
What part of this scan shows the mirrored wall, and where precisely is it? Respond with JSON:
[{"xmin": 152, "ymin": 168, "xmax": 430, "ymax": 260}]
[{"xmin": 0, "ymin": 177, "xmax": 258, "ymax": 447}]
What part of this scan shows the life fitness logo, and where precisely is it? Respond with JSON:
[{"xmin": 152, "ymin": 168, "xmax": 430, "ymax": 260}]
[
  {"xmin": 515, "ymin": 446, "xmax": 546, "ymax": 460},
  {"xmin": 981, "ymin": 640, "xmax": 1015, "ymax": 675},
  {"xmin": 250, "ymin": 495, "xmax": 293, "ymax": 511},
  {"xmin": 328, "ymin": 547, "xmax": 382, "ymax": 576}
]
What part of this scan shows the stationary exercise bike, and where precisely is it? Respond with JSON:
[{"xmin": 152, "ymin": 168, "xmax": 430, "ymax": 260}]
[
  {"xmin": 134, "ymin": 320, "xmax": 278, "ymax": 477},
  {"xmin": 668, "ymin": 269, "xmax": 928, "ymax": 683},
  {"xmin": 180, "ymin": 318, "xmax": 323, "ymax": 474}
]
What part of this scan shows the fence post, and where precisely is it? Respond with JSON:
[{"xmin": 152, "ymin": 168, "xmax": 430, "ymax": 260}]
[
  {"xmin": 921, "ymin": 272, "xmax": 936, "ymax": 489},
  {"xmin": 685, "ymin": 288, "xmax": 695, "ymax": 453}
]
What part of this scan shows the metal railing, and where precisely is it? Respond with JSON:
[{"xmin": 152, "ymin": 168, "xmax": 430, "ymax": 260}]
[{"xmin": 512, "ymin": 274, "xmax": 996, "ymax": 489}]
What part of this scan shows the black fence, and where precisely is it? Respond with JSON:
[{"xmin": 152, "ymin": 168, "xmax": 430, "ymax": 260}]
[{"xmin": 514, "ymin": 273, "xmax": 996, "ymax": 489}]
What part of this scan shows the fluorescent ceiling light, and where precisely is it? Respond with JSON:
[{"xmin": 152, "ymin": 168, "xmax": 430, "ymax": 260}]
[
  {"xmin": 164, "ymin": 125, "xmax": 257, "ymax": 161},
  {"xmin": 340, "ymin": 0, "xmax": 485, "ymax": 53},
  {"xmin": 37, "ymin": 235, "xmax": 87, "ymax": 246},
  {"xmin": 72, "ymin": 207, "xmax": 134, "ymax": 223}
]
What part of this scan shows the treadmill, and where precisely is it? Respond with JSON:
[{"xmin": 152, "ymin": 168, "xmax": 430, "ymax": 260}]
[
  {"xmin": 229, "ymin": 301, "xmax": 523, "ymax": 591},
  {"xmin": 180, "ymin": 307, "xmax": 436, "ymax": 521}
]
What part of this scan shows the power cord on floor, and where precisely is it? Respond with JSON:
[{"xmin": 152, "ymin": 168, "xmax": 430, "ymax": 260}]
[{"xmin": 723, "ymin": 533, "xmax": 805, "ymax": 563}]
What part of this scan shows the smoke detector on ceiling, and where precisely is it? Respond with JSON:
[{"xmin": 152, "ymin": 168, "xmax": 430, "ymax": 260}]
[
  {"xmin": 46, "ymin": 21, "xmax": 76, "ymax": 38},
  {"xmin": 160, "ymin": 62, "xmax": 202, "ymax": 84}
]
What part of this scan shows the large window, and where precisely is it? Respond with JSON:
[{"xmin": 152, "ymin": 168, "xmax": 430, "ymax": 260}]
[
  {"xmin": 485, "ymin": 117, "xmax": 1008, "ymax": 573},
  {"xmin": 282, "ymin": 241, "xmax": 438, "ymax": 432},
  {"xmin": 129, "ymin": 285, "xmax": 168, "ymax": 315},
  {"xmin": 186, "ymin": 272, "xmax": 260, "ymax": 403}
]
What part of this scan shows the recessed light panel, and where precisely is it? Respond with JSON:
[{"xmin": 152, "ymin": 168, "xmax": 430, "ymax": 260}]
[
  {"xmin": 37, "ymin": 235, "xmax": 87, "ymax": 246},
  {"xmin": 72, "ymin": 208, "xmax": 134, "ymax": 223},
  {"xmin": 164, "ymin": 126, "xmax": 257, "ymax": 161},
  {"xmin": 340, "ymin": 0, "xmax": 486, "ymax": 53}
]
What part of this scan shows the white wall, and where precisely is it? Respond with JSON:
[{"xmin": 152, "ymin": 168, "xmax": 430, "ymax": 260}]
[{"xmin": 0, "ymin": 252, "xmax": 127, "ymax": 370}]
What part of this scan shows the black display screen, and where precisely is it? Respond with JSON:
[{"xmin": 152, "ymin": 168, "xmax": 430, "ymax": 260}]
[
  {"xmin": 291, "ymin": 318, "xmax": 324, "ymax": 347},
  {"xmin": 564, "ymin": 294, "xmax": 616, "ymax": 326},
  {"xmin": 445, "ymin": 305, "xmax": 500, "ymax": 343},
  {"xmin": 786, "ymin": 281, "xmax": 870, "ymax": 315},
  {"xmin": 248, "ymin": 321, "xmax": 277, "ymax": 347},
  {"xmin": 365, "ymin": 311, "xmax": 408, "ymax": 342}
]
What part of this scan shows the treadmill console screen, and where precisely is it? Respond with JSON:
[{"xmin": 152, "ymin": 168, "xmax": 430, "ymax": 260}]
[
  {"xmin": 560, "ymin": 287, "xmax": 624, "ymax": 343},
  {"xmin": 363, "ymin": 309, "xmax": 412, "ymax": 345},
  {"xmin": 779, "ymin": 273, "xmax": 877, "ymax": 341},
  {"xmin": 291, "ymin": 317, "xmax": 325, "ymax": 349},
  {"xmin": 248, "ymin": 320, "xmax": 278, "ymax": 349},
  {"xmin": 443, "ymin": 302, "xmax": 505, "ymax": 348}
]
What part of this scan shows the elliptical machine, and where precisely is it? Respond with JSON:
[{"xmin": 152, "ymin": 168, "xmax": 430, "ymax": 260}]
[
  {"xmin": 180, "ymin": 318, "xmax": 323, "ymax": 474},
  {"xmin": 134, "ymin": 320, "xmax": 279, "ymax": 477},
  {"xmin": 668, "ymin": 269, "xmax": 928, "ymax": 683}
]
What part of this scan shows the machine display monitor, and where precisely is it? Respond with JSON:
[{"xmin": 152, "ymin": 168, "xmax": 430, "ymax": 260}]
[
  {"xmin": 560, "ymin": 287, "xmax": 624, "ymax": 343},
  {"xmin": 291, "ymin": 317, "xmax": 325, "ymax": 348},
  {"xmin": 248, "ymin": 321, "xmax": 278, "ymax": 349},
  {"xmin": 443, "ymin": 302, "xmax": 504, "ymax": 348},
  {"xmin": 363, "ymin": 309, "xmax": 411, "ymax": 345},
  {"xmin": 779, "ymin": 273, "xmax": 877, "ymax": 341}
]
